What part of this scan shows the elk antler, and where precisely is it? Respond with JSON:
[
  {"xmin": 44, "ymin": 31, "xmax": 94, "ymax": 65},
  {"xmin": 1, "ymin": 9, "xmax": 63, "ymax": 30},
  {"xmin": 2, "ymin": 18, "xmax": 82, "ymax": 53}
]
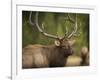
[
  {"xmin": 29, "ymin": 12, "xmax": 60, "ymax": 40},
  {"xmin": 29, "ymin": 12, "xmax": 78, "ymax": 41},
  {"xmin": 60, "ymin": 14, "xmax": 78, "ymax": 40},
  {"xmin": 67, "ymin": 14, "xmax": 78, "ymax": 39}
]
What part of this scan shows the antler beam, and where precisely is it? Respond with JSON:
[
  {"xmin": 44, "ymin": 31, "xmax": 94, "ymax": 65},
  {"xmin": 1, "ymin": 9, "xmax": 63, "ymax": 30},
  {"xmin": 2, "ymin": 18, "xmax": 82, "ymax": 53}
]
[{"xmin": 29, "ymin": 12, "xmax": 60, "ymax": 40}]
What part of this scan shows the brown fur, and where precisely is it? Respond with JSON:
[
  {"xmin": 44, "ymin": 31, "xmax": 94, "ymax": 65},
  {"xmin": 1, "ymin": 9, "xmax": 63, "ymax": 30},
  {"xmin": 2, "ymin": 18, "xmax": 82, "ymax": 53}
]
[{"xmin": 81, "ymin": 46, "xmax": 89, "ymax": 66}]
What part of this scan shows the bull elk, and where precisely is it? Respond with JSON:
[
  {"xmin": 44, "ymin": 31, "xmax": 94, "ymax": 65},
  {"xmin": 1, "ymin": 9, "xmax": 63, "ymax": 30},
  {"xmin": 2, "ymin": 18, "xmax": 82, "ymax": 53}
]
[{"xmin": 22, "ymin": 12, "xmax": 78, "ymax": 68}]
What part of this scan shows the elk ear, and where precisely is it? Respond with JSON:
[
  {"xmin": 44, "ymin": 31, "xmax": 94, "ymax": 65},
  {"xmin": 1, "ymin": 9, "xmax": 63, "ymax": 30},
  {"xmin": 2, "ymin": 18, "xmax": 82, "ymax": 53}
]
[
  {"xmin": 68, "ymin": 40, "xmax": 76, "ymax": 46},
  {"xmin": 54, "ymin": 40, "xmax": 61, "ymax": 46}
]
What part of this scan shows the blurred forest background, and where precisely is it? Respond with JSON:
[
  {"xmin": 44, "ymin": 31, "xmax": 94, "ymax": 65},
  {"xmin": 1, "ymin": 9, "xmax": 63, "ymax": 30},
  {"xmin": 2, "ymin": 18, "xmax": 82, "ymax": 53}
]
[{"xmin": 22, "ymin": 11, "xmax": 89, "ymax": 56}]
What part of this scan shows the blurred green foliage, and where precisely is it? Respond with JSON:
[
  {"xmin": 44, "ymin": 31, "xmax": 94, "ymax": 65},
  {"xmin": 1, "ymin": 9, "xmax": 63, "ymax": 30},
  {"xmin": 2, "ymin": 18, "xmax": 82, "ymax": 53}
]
[{"xmin": 22, "ymin": 11, "xmax": 89, "ymax": 55}]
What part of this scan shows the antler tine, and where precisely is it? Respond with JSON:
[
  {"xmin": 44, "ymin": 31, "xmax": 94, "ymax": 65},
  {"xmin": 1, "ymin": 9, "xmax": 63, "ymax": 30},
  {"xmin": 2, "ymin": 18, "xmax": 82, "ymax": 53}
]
[
  {"xmin": 67, "ymin": 14, "xmax": 75, "ymax": 23},
  {"xmin": 35, "ymin": 12, "xmax": 43, "ymax": 32},
  {"xmin": 60, "ymin": 28, "xmax": 68, "ymax": 40},
  {"xmin": 68, "ymin": 14, "xmax": 78, "ymax": 39},
  {"xmin": 29, "ymin": 11, "xmax": 59, "ymax": 40}
]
